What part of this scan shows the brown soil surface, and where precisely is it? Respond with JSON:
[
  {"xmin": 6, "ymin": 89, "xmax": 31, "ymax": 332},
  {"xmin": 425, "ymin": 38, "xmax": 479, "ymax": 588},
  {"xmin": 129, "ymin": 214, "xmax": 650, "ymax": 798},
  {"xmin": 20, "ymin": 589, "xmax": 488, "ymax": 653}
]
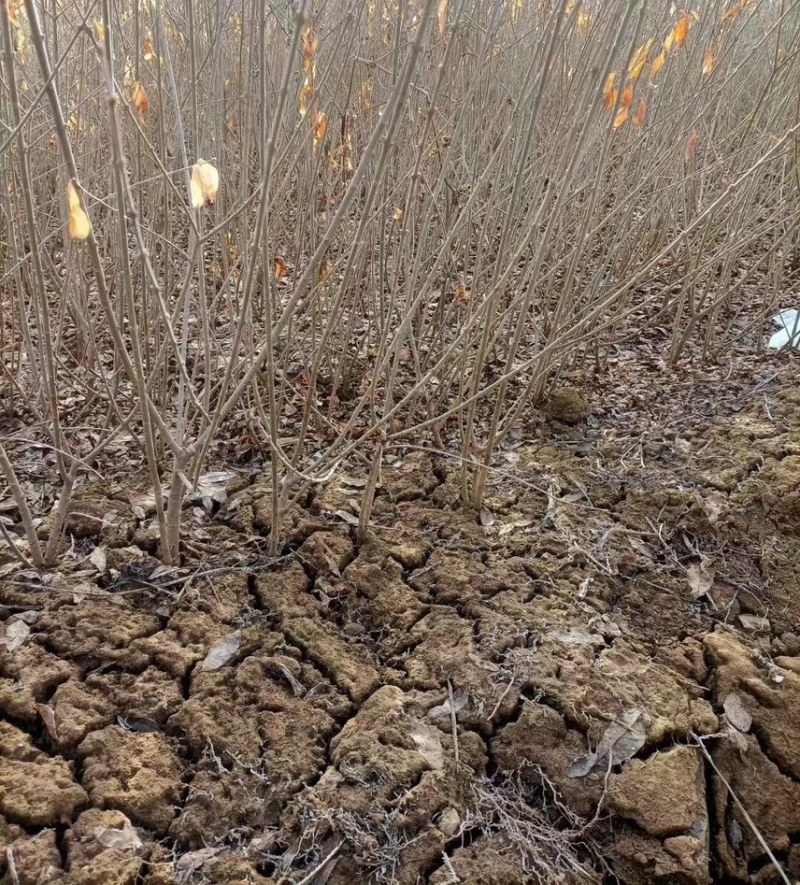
[{"xmin": 1, "ymin": 359, "xmax": 799, "ymax": 884}]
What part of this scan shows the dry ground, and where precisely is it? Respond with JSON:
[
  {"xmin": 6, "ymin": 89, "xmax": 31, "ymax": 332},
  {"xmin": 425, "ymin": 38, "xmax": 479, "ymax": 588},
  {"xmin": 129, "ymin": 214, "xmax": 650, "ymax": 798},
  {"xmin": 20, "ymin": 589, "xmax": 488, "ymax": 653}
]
[{"xmin": 1, "ymin": 343, "xmax": 799, "ymax": 884}]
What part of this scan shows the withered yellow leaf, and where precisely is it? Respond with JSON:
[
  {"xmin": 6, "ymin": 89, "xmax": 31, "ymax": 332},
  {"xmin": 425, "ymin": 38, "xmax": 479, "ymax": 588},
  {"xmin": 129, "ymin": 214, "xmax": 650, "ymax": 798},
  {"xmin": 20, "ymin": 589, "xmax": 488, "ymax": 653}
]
[
  {"xmin": 628, "ymin": 38, "xmax": 654, "ymax": 81},
  {"xmin": 94, "ymin": 19, "xmax": 105, "ymax": 42},
  {"xmin": 603, "ymin": 72, "xmax": 618, "ymax": 109},
  {"xmin": 438, "ymin": 0, "xmax": 447, "ymax": 35},
  {"xmin": 702, "ymin": 47, "xmax": 716, "ymax": 75},
  {"xmin": 67, "ymin": 182, "xmax": 91, "ymax": 240},
  {"xmin": 189, "ymin": 159, "xmax": 219, "ymax": 208},
  {"xmin": 613, "ymin": 107, "xmax": 629, "ymax": 129}
]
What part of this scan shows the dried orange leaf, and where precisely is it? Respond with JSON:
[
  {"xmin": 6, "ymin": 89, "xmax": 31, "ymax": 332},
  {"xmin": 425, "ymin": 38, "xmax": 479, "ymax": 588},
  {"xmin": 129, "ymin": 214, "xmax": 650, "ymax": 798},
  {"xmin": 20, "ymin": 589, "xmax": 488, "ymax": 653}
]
[
  {"xmin": 189, "ymin": 159, "xmax": 219, "ymax": 208},
  {"xmin": 274, "ymin": 255, "xmax": 288, "ymax": 280},
  {"xmin": 672, "ymin": 11, "xmax": 691, "ymax": 49},
  {"xmin": 632, "ymin": 99, "xmax": 647, "ymax": 130},
  {"xmin": 613, "ymin": 106, "xmax": 629, "ymax": 129},
  {"xmin": 311, "ymin": 109, "xmax": 327, "ymax": 146},
  {"xmin": 143, "ymin": 34, "xmax": 155, "ymax": 60},
  {"xmin": 685, "ymin": 129, "xmax": 699, "ymax": 163},
  {"xmin": 301, "ymin": 25, "xmax": 319, "ymax": 61},
  {"xmin": 67, "ymin": 181, "xmax": 92, "ymax": 240},
  {"xmin": 130, "ymin": 81, "xmax": 149, "ymax": 123},
  {"xmin": 649, "ymin": 49, "xmax": 666, "ymax": 80},
  {"xmin": 702, "ymin": 47, "xmax": 716, "ymax": 75},
  {"xmin": 299, "ymin": 79, "xmax": 314, "ymax": 118},
  {"xmin": 602, "ymin": 72, "xmax": 618, "ymax": 109},
  {"xmin": 721, "ymin": 0, "xmax": 743, "ymax": 21},
  {"xmin": 620, "ymin": 84, "xmax": 634, "ymax": 110},
  {"xmin": 301, "ymin": 25, "xmax": 318, "ymax": 84}
]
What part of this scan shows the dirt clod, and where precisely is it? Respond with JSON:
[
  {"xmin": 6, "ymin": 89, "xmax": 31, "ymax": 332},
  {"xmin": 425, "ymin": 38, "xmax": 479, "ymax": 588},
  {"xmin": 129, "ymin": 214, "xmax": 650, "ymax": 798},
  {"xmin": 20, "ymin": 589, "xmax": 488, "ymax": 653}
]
[
  {"xmin": 546, "ymin": 386, "xmax": 590, "ymax": 424},
  {"xmin": 78, "ymin": 727, "xmax": 184, "ymax": 835},
  {"xmin": 0, "ymin": 755, "xmax": 87, "ymax": 826},
  {"xmin": 6, "ymin": 829, "xmax": 62, "ymax": 885},
  {"xmin": 64, "ymin": 809, "xmax": 144, "ymax": 884},
  {"xmin": 609, "ymin": 746, "xmax": 706, "ymax": 837}
]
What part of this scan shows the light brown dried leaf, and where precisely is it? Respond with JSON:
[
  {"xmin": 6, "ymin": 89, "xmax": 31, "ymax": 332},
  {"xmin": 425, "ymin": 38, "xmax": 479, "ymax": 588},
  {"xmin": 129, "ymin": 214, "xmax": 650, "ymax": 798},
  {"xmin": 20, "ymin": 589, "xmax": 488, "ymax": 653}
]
[{"xmin": 202, "ymin": 630, "xmax": 241, "ymax": 671}]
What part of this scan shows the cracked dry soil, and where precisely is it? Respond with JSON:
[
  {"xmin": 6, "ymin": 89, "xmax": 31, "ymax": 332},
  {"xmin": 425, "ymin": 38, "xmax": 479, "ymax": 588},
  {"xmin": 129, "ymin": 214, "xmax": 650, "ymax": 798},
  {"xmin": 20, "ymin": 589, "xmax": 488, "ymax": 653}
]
[{"xmin": 1, "ymin": 381, "xmax": 799, "ymax": 884}]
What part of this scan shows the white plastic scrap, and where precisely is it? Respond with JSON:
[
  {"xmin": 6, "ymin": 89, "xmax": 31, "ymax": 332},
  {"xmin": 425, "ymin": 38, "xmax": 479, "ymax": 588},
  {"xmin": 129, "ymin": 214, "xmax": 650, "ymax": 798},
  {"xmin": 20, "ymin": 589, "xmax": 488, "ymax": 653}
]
[{"xmin": 768, "ymin": 309, "xmax": 800, "ymax": 351}]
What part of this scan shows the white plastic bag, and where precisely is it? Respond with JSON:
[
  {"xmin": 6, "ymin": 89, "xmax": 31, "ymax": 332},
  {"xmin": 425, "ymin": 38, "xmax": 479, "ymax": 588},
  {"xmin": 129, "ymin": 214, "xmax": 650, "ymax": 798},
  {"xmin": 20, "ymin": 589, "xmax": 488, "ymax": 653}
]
[{"xmin": 768, "ymin": 309, "xmax": 800, "ymax": 351}]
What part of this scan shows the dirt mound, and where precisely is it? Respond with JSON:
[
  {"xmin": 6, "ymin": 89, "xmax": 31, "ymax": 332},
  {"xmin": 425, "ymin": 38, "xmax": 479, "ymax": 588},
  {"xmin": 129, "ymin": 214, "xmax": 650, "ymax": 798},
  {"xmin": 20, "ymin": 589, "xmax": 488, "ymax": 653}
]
[{"xmin": 1, "ymin": 373, "xmax": 798, "ymax": 883}]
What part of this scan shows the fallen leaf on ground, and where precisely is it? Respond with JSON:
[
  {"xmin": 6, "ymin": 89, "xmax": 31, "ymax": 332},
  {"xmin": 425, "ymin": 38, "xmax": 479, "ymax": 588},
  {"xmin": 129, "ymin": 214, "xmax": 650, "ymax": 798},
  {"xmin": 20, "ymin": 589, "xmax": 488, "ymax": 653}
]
[
  {"xmin": 89, "ymin": 546, "xmax": 107, "ymax": 572},
  {"xmin": 202, "ymin": 630, "xmax": 242, "ymax": 671},
  {"xmin": 427, "ymin": 691, "xmax": 468, "ymax": 725},
  {"xmin": 686, "ymin": 560, "xmax": 714, "ymax": 599},
  {"xmin": 95, "ymin": 816, "xmax": 143, "ymax": 854},
  {"xmin": 568, "ymin": 708, "xmax": 646, "ymax": 777},
  {"xmin": 479, "ymin": 507, "xmax": 495, "ymax": 527},
  {"xmin": 193, "ymin": 471, "xmax": 235, "ymax": 511},
  {"xmin": 723, "ymin": 692, "xmax": 752, "ymax": 733},
  {"xmin": 739, "ymin": 613, "xmax": 769, "ymax": 632},
  {"xmin": 410, "ymin": 723, "xmax": 445, "ymax": 770},
  {"xmin": 177, "ymin": 847, "xmax": 222, "ymax": 883},
  {"xmin": 36, "ymin": 704, "xmax": 58, "ymax": 742},
  {"xmin": 117, "ymin": 715, "xmax": 160, "ymax": 733},
  {"xmin": 1, "ymin": 619, "xmax": 30, "ymax": 652}
]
